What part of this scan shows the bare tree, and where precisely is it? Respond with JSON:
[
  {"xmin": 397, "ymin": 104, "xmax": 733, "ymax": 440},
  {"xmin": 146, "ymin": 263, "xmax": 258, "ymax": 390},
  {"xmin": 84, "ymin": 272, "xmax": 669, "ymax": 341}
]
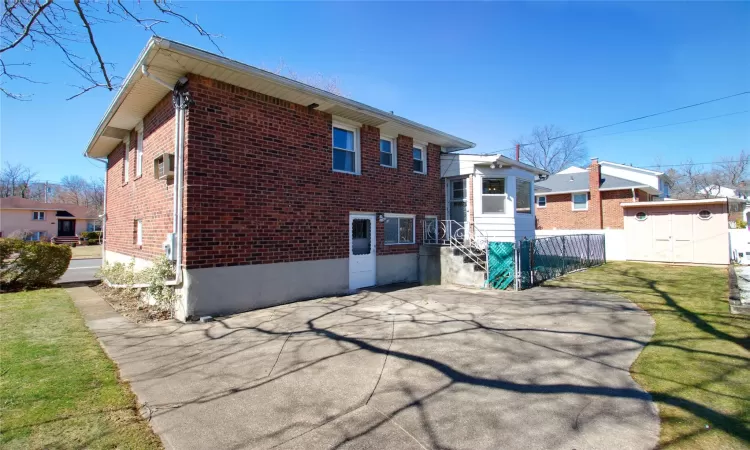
[
  {"xmin": 0, "ymin": 162, "xmax": 37, "ymax": 197},
  {"xmin": 513, "ymin": 125, "xmax": 588, "ymax": 174},
  {"xmin": 1, "ymin": 0, "xmax": 221, "ymax": 100},
  {"xmin": 58, "ymin": 174, "xmax": 88, "ymax": 205},
  {"xmin": 262, "ymin": 58, "xmax": 343, "ymax": 97},
  {"xmin": 662, "ymin": 151, "xmax": 749, "ymax": 199}
]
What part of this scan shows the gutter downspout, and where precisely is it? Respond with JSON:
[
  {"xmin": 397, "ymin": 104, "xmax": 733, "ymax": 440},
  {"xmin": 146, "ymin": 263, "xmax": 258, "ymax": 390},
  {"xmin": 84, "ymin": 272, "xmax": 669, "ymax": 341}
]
[
  {"xmin": 141, "ymin": 65, "xmax": 186, "ymax": 287},
  {"xmin": 97, "ymin": 157, "xmax": 108, "ymax": 264},
  {"xmin": 631, "ymin": 187, "xmax": 636, "ymax": 202}
]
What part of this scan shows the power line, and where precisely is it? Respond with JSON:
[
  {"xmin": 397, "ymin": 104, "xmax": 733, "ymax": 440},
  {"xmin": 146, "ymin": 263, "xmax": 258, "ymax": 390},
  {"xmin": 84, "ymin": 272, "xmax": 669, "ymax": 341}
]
[
  {"xmin": 641, "ymin": 159, "xmax": 745, "ymax": 169},
  {"xmin": 585, "ymin": 110, "xmax": 749, "ymax": 140},
  {"xmin": 442, "ymin": 91, "xmax": 750, "ymax": 177}
]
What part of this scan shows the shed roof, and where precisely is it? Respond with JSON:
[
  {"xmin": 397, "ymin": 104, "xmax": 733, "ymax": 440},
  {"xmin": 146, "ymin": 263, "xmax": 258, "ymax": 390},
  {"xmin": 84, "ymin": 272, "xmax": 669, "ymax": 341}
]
[{"xmin": 84, "ymin": 38, "xmax": 475, "ymax": 159}]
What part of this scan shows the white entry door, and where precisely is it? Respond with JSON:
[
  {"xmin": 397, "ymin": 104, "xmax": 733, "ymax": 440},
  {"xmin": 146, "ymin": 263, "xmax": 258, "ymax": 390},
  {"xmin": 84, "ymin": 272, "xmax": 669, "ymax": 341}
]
[{"xmin": 349, "ymin": 214, "xmax": 376, "ymax": 290}]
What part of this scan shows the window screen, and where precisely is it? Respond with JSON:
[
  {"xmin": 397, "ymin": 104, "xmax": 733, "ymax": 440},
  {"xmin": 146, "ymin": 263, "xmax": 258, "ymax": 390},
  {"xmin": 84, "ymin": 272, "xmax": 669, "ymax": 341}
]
[{"xmin": 516, "ymin": 179, "xmax": 531, "ymax": 214}]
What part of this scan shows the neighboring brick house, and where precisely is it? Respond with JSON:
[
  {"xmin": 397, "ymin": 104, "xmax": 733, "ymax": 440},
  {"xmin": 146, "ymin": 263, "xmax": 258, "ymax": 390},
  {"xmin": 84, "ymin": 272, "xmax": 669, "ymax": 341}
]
[
  {"xmin": 0, "ymin": 197, "xmax": 99, "ymax": 242},
  {"xmin": 535, "ymin": 159, "xmax": 667, "ymax": 230},
  {"xmin": 84, "ymin": 38, "xmax": 474, "ymax": 320}
]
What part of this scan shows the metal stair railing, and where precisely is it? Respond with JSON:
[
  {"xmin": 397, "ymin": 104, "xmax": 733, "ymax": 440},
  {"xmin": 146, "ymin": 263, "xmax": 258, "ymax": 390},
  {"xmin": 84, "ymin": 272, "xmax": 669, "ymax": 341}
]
[{"xmin": 423, "ymin": 219, "xmax": 489, "ymax": 272}]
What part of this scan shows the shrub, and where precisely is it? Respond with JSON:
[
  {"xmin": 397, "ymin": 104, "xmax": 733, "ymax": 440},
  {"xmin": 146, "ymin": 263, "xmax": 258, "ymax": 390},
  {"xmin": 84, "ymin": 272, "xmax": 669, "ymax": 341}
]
[
  {"xmin": 87, "ymin": 238, "xmax": 100, "ymax": 246},
  {"xmin": 97, "ymin": 255, "xmax": 176, "ymax": 313},
  {"xmin": 0, "ymin": 238, "xmax": 72, "ymax": 291},
  {"xmin": 736, "ymin": 219, "xmax": 747, "ymax": 229},
  {"xmin": 7, "ymin": 230, "xmax": 33, "ymax": 241}
]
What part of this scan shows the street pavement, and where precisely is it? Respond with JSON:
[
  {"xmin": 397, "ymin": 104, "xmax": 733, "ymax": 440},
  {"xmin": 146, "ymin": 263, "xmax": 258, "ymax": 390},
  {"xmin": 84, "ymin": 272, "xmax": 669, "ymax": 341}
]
[{"xmin": 57, "ymin": 258, "xmax": 101, "ymax": 284}]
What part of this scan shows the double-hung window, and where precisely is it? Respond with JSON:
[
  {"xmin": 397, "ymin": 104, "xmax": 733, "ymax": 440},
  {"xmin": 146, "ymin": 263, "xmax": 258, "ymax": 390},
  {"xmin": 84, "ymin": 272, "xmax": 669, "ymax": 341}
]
[
  {"xmin": 380, "ymin": 136, "xmax": 396, "ymax": 168},
  {"xmin": 32, "ymin": 211, "xmax": 45, "ymax": 221},
  {"xmin": 384, "ymin": 214, "xmax": 415, "ymax": 245},
  {"xmin": 332, "ymin": 123, "xmax": 359, "ymax": 174},
  {"xmin": 482, "ymin": 178, "xmax": 506, "ymax": 214},
  {"xmin": 413, "ymin": 144, "xmax": 426, "ymax": 174},
  {"xmin": 572, "ymin": 193, "xmax": 588, "ymax": 211},
  {"xmin": 136, "ymin": 122, "xmax": 144, "ymax": 177},
  {"xmin": 516, "ymin": 178, "xmax": 532, "ymax": 214},
  {"xmin": 536, "ymin": 196, "xmax": 547, "ymax": 208}
]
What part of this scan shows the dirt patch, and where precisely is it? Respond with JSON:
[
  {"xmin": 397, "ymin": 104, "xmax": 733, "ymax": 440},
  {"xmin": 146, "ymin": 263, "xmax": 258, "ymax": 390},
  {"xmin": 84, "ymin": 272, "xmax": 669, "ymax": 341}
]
[{"xmin": 92, "ymin": 284, "xmax": 171, "ymax": 323}]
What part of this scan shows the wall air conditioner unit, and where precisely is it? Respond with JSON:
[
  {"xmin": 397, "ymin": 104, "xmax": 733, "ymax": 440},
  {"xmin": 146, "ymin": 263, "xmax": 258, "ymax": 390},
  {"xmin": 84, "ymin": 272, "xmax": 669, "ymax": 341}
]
[{"xmin": 153, "ymin": 153, "xmax": 175, "ymax": 180}]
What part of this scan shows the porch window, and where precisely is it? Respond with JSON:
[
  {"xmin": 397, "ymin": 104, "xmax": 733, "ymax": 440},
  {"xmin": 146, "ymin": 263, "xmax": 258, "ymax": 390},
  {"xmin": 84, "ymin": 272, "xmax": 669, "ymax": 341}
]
[
  {"xmin": 384, "ymin": 215, "xmax": 415, "ymax": 245},
  {"xmin": 572, "ymin": 193, "xmax": 588, "ymax": 211},
  {"xmin": 32, "ymin": 211, "xmax": 45, "ymax": 221},
  {"xmin": 380, "ymin": 137, "xmax": 396, "ymax": 168},
  {"xmin": 333, "ymin": 123, "xmax": 359, "ymax": 174},
  {"xmin": 481, "ymin": 178, "xmax": 506, "ymax": 214},
  {"xmin": 516, "ymin": 179, "xmax": 532, "ymax": 214},
  {"xmin": 413, "ymin": 144, "xmax": 426, "ymax": 174}
]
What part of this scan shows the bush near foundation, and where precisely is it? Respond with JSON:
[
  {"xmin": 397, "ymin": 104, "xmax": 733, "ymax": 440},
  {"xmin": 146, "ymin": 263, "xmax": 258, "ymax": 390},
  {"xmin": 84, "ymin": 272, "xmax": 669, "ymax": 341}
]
[{"xmin": 0, "ymin": 238, "xmax": 72, "ymax": 291}]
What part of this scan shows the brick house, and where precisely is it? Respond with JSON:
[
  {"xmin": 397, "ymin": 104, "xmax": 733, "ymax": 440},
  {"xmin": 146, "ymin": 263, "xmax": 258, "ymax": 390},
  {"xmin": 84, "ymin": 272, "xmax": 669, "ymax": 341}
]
[
  {"xmin": 535, "ymin": 159, "xmax": 670, "ymax": 230},
  {"xmin": 84, "ymin": 38, "xmax": 474, "ymax": 320}
]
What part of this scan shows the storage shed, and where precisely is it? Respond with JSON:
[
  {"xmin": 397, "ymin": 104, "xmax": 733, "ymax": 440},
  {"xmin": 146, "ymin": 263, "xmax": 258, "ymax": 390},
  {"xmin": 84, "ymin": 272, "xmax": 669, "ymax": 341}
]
[{"xmin": 622, "ymin": 198, "xmax": 730, "ymax": 265}]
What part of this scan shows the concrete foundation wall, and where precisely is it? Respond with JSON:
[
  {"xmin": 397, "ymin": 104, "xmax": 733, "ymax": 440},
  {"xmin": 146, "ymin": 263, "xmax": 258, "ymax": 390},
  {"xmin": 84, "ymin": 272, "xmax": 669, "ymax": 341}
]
[
  {"xmin": 418, "ymin": 245, "xmax": 485, "ymax": 287},
  {"xmin": 104, "ymin": 250, "xmax": 153, "ymax": 270},
  {"xmin": 181, "ymin": 258, "xmax": 349, "ymax": 319},
  {"xmin": 376, "ymin": 253, "xmax": 418, "ymax": 285},
  {"xmin": 419, "ymin": 245, "xmax": 441, "ymax": 285}
]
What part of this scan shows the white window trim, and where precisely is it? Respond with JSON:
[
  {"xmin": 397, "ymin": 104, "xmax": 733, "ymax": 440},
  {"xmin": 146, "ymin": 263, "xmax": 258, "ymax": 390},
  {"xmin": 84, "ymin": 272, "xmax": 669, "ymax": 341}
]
[
  {"xmin": 384, "ymin": 213, "xmax": 416, "ymax": 245},
  {"xmin": 572, "ymin": 193, "xmax": 588, "ymax": 211},
  {"xmin": 136, "ymin": 219, "xmax": 143, "ymax": 246},
  {"xmin": 481, "ymin": 177, "xmax": 507, "ymax": 215},
  {"xmin": 136, "ymin": 122, "xmax": 144, "ymax": 177},
  {"xmin": 413, "ymin": 143, "xmax": 427, "ymax": 175},
  {"xmin": 123, "ymin": 135, "xmax": 130, "ymax": 183},
  {"xmin": 332, "ymin": 121, "xmax": 361, "ymax": 175},
  {"xmin": 379, "ymin": 134, "xmax": 397, "ymax": 168},
  {"xmin": 32, "ymin": 211, "xmax": 45, "ymax": 221},
  {"xmin": 537, "ymin": 195, "xmax": 547, "ymax": 208}
]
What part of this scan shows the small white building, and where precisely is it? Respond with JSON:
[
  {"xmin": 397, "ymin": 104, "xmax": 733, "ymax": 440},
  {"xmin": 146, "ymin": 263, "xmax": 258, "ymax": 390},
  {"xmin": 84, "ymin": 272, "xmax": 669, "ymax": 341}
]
[{"xmin": 440, "ymin": 154, "xmax": 548, "ymax": 243}]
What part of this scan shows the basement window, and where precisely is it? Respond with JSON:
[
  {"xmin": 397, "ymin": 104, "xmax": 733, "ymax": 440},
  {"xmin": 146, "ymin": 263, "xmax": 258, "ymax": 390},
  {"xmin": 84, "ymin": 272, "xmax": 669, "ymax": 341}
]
[{"xmin": 384, "ymin": 215, "xmax": 415, "ymax": 245}]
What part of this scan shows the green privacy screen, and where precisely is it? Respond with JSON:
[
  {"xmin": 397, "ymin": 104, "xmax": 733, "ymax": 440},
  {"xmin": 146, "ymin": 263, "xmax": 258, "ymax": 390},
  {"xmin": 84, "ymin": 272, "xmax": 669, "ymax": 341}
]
[{"xmin": 487, "ymin": 242, "xmax": 515, "ymax": 290}]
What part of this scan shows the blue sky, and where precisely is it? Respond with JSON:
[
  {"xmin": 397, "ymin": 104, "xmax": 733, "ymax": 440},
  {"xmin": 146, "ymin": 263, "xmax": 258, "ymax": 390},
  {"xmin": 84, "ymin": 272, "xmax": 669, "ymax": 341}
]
[{"xmin": 2, "ymin": 1, "xmax": 749, "ymax": 182}]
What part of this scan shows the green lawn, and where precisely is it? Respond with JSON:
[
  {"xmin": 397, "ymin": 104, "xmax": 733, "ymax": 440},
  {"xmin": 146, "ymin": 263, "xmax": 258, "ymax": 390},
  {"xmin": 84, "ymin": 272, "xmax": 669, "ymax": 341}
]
[
  {"xmin": 548, "ymin": 262, "xmax": 750, "ymax": 449},
  {"xmin": 71, "ymin": 244, "xmax": 102, "ymax": 259},
  {"xmin": 0, "ymin": 289, "xmax": 162, "ymax": 449}
]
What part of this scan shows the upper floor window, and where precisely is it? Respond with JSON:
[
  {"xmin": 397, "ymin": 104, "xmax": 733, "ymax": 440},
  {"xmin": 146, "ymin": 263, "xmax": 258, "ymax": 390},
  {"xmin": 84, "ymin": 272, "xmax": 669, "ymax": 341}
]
[
  {"xmin": 413, "ymin": 144, "xmax": 426, "ymax": 174},
  {"xmin": 482, "ymin": 178, "xmax": 506, "ymax": 214},
  {"xmin": 380, "ymin": 136, "xmax": 396, "ymax": 168},
  {"xmin": 332, "ymin": 123, "xmax": 359, "ymax": 174},
  {"xmin": 516, "ymin": 178, "xmax": 532, "ymax": 214},
  {"xmin": 136, "ymin": 123, "xmax": 144, "ymax": 177},
  {"xmin": 572, "ymin": 193, "xmax": 588, "ymax": 211},
  {"xmin": 123, "ymin": 136, "xmax": 130, "ymax": 183},
  {"xmin": 536, "ymin": 196, "xmax": 547, "ymax": 208},
  {"xmin": 32, "ymin": 211, "xmax": 45, "ymax": 221}
]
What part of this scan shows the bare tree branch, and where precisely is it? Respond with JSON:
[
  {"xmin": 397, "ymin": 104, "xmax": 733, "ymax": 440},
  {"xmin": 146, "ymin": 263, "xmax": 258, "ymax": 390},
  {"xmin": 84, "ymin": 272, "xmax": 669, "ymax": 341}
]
[
  {"xmin": 73, "ymin": 0, "xmax": 113, "ymax": 90},
  {"xmin": 0, "ymin": 0, "xmax": 52, "ymax": 53}
]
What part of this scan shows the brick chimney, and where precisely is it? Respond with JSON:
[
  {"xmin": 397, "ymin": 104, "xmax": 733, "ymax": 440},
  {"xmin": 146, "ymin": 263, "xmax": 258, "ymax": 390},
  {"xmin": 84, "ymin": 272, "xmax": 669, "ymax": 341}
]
[{"xmin": 588, "ymin": 158, "xmax": 603, "ymax": 229}]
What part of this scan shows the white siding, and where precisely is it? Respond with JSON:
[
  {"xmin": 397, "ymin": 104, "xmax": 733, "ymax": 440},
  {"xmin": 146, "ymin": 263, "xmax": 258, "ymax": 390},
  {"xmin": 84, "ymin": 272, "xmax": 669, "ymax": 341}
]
[{"xmin": 473, "ymin": 166, "xmax": 537, "ymax": 243}]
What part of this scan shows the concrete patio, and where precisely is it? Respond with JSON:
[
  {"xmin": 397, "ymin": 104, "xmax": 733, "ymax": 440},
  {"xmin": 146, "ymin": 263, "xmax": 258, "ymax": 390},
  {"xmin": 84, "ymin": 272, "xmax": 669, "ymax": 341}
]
[{"xmin": 68, "ymin": 284, "xmax": 660, "ymax": 450}]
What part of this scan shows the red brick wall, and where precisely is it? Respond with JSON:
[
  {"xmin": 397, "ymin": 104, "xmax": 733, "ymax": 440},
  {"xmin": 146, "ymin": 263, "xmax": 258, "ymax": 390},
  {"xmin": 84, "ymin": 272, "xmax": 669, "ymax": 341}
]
[
  {"xmin": 182, "ymin": 75, "xmax": 444, "ymax": 269},
  {"xmin": 537, "ymin": 188, "xmax": 647, "ymax": 230},
  {"xmin": 589, "ymin": 160, "xmax": 603, "ymax": 229},
  {"xmin": 105, "ymin": 94, "xmax": 176, "ymax": 260}
]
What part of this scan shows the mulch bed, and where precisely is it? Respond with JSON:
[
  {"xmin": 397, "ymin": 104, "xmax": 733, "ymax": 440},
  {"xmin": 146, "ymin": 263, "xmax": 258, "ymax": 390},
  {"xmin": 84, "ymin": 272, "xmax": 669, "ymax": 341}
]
[{"xmin": 92, "ymin": 284, "xmax": 171, "ymax": 323}]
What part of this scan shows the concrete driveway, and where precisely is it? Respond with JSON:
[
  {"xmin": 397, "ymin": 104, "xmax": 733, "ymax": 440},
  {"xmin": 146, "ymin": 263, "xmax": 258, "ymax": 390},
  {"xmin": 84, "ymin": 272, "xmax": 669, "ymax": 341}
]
[{"xmin": 70, "ymin": 284, "xmax": 659, "ymax": 450}]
